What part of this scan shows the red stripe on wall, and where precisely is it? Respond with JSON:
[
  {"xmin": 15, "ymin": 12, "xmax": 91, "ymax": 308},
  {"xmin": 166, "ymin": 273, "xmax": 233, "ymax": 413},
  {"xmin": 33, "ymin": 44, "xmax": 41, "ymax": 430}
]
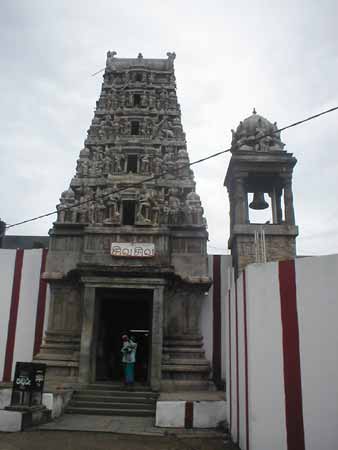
[
  {"xmin": 243, "ymin": 270, "xmax": 249, "ymax": 450},
  {"xmin": 185, "ymin": 401, "xmax": 194, "ymax": 428},
  {"xmin": 3, "ymin": 249, "xmax": 24, "ymax": 382},
  {"xmin": 279, "ymin": 260, "xmax": 305, "ymax": 450},
  {"xmin": 212, "ymin": 255, "xmax": 221, "ymax": 384},
  {"xmin": 228, "ymin": 289, "xmax": 232, "ymax": 430},
  {"xmin": 33, "ymin": 248, "xmax": 48, "ymax": 356},
  {"xmin": 235, "ymin": 280, "xmax": 239, "ymax": 443}
]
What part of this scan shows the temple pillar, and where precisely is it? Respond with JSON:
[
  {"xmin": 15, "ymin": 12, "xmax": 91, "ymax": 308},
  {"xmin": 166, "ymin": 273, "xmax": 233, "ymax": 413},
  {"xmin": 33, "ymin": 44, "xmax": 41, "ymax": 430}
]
[
  {"xmin": 284, "ymin": 177, "xmax": 295, "ymax": 225},
  {"xmin": 150, "ymin": 286, "xmax": 164, "ymax": 391},
  {"xmin": 79, "ymin": 285, "xmax": 96, "ymax": 385},
  {"xmin": 234, "ymin": 177, "xmax": 247, "ymax": 224}
]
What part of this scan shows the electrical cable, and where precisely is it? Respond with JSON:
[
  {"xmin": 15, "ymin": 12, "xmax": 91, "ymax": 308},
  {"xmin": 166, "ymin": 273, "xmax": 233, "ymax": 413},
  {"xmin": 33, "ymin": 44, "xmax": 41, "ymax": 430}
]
[{"xmin": 3, "ymin": 104, "xmax": 338, "ymax": 233}]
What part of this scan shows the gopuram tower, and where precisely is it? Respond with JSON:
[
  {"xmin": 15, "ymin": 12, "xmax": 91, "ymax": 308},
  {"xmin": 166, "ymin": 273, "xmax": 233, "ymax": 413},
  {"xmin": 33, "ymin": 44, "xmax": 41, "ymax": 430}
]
[
  {"xmin": 36, "ymin": 52, "xmax": 211, "ymax": 391},
  {"xmin": 225, "ymin": 110, "xmax": 298, "ymax": 274}
]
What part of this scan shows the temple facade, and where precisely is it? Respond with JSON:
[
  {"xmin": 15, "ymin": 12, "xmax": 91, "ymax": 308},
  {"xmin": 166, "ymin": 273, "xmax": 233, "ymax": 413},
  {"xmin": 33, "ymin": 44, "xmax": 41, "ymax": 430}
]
[{"xmin": 35, "ymin": 52, "xmax": 211, "ymax": 391}]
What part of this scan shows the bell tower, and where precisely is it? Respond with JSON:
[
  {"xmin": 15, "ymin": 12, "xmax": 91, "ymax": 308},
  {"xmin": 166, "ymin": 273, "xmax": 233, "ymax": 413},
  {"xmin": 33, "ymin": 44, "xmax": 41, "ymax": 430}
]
[{"xmin": 224, "ymin": 109, "xmax": 298, "ymax": 273}]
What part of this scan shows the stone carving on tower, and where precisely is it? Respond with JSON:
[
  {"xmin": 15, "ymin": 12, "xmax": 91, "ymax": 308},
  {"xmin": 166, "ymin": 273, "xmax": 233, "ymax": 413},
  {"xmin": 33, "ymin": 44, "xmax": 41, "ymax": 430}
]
[
  {"xmin": 36, "ymin": 52, "xmax": 211, "ymax": 392},
  {"xmin": 225, "ymin": 109, "xmax": 298, "ymax": 274}
]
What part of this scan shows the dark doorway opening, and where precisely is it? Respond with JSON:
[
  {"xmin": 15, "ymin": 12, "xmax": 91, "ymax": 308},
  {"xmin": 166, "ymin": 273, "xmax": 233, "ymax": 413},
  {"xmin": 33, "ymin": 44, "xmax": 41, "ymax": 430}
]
[
  {"xmin": 133, "ymin": 94, "xmax": 141, "ymax": 107},
  {"xmin": 127, "ymin": 155, "xmax": 138, "ymax": 173},
  {"xmin": 122, "ymin": 200, "xmax": 135, "ymax": 225},
  {"xmin": 131, "ymin": 121, "xmax": 140, "ymax": 135},
  {"xmin": 96, "ymin": 289, "xmax": 152, "ymax": 384}
]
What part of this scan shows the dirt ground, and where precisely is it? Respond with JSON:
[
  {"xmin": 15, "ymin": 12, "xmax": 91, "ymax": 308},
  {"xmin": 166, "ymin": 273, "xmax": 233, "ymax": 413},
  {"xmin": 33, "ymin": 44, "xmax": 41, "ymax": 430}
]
[{"xmin": 0, "ymin": 431, "xmax": 238, "ymax": 450}]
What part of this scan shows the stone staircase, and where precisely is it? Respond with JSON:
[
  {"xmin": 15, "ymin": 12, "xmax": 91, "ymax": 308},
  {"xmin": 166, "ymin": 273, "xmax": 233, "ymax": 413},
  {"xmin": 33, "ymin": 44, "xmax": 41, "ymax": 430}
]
[
  {"xmin": 65, "ymin": 383, "xmax": 158, "ymax": 417},
  {"xmin": 161, "ymin": 335, "xmax": 212, "ymax": 391}
]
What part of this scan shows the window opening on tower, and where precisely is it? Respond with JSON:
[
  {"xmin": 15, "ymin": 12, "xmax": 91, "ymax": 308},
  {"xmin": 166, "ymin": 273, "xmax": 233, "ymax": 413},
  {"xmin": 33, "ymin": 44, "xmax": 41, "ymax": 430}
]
[
  {"xmin": 133, "ymin": 94, "xmax": 141, "ymax": 107},
  {"xmin": 131, "ymin": 121, "xmax": 140, "ymax": 135},
  {"xmin": 122, "ymin": 201, "xmax": 136, "ymax": 225},
  {"xmin": 135, "ymin": 72, "xmax": 143, "ymax": 82},
  {"xmin": 127, "ymin": 155, "xmax": 138, "ymax": 173}
]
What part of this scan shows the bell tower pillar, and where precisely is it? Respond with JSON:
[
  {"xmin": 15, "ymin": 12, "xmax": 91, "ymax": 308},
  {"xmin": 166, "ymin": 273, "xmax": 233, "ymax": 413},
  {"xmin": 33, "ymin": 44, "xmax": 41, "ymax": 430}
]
[{"xmin": 224, "ymin": 110, "xmax": 298, "ymax": 274}]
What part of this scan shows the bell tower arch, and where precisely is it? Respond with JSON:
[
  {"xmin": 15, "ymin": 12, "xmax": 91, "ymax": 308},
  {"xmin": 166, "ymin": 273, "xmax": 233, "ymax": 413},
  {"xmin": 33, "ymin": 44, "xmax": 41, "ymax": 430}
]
[{"xmin": 224, "ymin": 109, "xmax": 298, "ymax": 274}]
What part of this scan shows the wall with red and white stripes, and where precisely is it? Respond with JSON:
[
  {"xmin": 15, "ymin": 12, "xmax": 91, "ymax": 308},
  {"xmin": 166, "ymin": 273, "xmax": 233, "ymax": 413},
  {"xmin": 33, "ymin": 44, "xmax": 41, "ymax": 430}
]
[
  {"xmin": 0, "ymin": 249, "xmax": 50, "ymax": 382},
  {"xmin": 200, "ymin": 255, "xmax": 233, "ymax": 384},
  {"xmin": 2, "ymin": 249, "xmax": 337, "ymax": 447},
  {"xmin": 226, "ymin": 255, "xmax": 338, "ymax": 450}
]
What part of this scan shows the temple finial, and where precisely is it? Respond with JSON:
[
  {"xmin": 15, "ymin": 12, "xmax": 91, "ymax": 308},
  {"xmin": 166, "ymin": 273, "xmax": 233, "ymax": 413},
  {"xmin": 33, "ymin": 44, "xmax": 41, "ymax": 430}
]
[{"xmin": 252, "ymin": 107, "xmax": 257, "ymax": 114}]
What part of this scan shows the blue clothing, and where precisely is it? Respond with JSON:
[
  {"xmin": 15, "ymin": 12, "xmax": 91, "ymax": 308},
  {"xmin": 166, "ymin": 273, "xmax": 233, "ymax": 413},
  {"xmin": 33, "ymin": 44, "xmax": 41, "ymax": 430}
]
[{"xmin": 124, "ymin": 363, "xmax": 135, "ymax": 384}]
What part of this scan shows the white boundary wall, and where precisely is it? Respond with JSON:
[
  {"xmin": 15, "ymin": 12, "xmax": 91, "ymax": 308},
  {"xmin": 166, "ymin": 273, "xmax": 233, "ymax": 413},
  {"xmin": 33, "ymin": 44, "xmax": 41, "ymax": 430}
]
[
  {"xmin": 225, "ymin": 254, "xmax": 338, "ymax": 450},
  {"xmin": 0, "ymin": 249, "xmax": 49, "ymax": 383},
  {"xmin": 200, "ymin": 255, "xmax": 232, "ymax": 383}
]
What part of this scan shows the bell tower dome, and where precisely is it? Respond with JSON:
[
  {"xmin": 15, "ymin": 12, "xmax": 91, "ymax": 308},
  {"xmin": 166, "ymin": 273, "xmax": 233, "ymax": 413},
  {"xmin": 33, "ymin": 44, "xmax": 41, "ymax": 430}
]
[{"xmin": 224, "ymin": 109, "xmax": 298, "ymax": 274}]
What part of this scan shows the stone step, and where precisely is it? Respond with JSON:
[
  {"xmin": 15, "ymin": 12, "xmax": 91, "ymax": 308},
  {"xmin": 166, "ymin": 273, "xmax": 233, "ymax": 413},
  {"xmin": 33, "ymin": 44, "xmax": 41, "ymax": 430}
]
[
  {"xmin": 35, "ymin": 353, "xmax": 78, "ymax": 361},
  {"xmin": 69, "ymin": 400, "xmax": 155, "ymax": 410},
  {"xmin": 84, "ymin": 384, "xmax": 153, "ymax": 394},
  {"xmin": 73, "ymin": 394, "xmax": 156, "ymax": 404},
  {"xmin": 164, "ymin": 342, "xmax": 203, "ymax": 348},
  {"xmin": 40, "ymin": 343, "xmax": 79, "ymax": 353},
  {"xmin": 65, "ymin": 406, "xmax": 155, "ymax": 417},
  {"xmin": 162, "ymin": 358, "xmax": 210, "ymax": 366},
  {"xmin": 84, "ymin": 383, "xmax": 152, "ymax": 391},
  {"xmin": 164, "ymin": 335, "xmax": 203, "ymax": 341},
  {"xmin": 77, "ymin": 388, "xmax": 156, "ymax": 398},
  {"xmin": 160, "ymin": 380, "xmax": 212, "ymax": 391},
  {"xmin": 163, "ymin": 347, "xmax": 205, "ymax": 354},
  {"xmin": 36, "ymin": 360, "xmax": 78, "ymax": 368},
  {"xmin": 162, "ymin": 364, "xmax": 210, "ymax": 373}
]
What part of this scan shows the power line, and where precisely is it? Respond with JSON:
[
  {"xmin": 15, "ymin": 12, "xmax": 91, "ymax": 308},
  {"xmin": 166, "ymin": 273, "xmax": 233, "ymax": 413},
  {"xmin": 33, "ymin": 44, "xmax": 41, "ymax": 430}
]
[{"xmin": 4, "ymin": 104, "xmax": 338, "ymax": 233}]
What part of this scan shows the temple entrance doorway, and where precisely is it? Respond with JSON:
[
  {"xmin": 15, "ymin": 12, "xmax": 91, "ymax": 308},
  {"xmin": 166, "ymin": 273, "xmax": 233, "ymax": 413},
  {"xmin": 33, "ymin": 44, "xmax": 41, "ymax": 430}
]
[{"xmin": 95, "ymin": 288, "xmax": 152, "ymax": 384}]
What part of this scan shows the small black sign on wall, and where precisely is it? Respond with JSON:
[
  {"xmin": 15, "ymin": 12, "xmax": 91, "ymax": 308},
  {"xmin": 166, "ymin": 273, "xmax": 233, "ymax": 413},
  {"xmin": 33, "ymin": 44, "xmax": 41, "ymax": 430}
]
[{"xmin": 11, "ymin": 362, "xmax": 47, "ymax": 407}]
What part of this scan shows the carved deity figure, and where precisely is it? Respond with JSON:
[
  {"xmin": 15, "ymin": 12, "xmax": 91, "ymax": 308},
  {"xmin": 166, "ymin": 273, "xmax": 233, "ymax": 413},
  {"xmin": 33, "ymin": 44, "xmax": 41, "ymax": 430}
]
[
  {"xmin": 137, "ymin": 190, "xmax": 152, "ymax": 224},
  {"xmin": 106, "ymin": 190, "xmax": 121, "ymax": 224},
  {"xmin": 56, "ymin": 202, "xmax": 67, "ymax": 223},
  {"xmin": 169, "ymin": 91, "xmax": 177, "ymax": 109},
  {"xmin": 151, "ymin": 151, "xmax": 163, "ymax": 175},
  {"xmin": 149, "ymin": 90, "xmax": 156, "ymax": 110},
  {"xmin": 186, "ymin": 191, "xmax": 204, "ymax": 225},
  {"xmin": 114, "ymin": 149, "xmax": 125, "ymax": 173},
  {"xmin": 141, "ymin": 92, "xmax": 148, "ymax": 108},
  {"xmin": 159, "ymin": 89, "xmax": 168, "ymax": 110},
  {"xmin": 141, "ymin": 154, "xmax": 150, "ymax": 174},
  {"xmin": 168, "ymin": 188, "xmax": 180, "ymax": 225}
]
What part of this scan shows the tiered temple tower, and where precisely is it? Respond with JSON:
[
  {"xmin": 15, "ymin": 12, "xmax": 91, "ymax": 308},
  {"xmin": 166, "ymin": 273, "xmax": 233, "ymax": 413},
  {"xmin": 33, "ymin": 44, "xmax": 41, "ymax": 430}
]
[
  {"xmin": 36, "ymin": 52, "xmax": 211, "ymax": 391},
  {"xmin": 225, "ymin": 110, "xmax": 298, "ymax": 274}
]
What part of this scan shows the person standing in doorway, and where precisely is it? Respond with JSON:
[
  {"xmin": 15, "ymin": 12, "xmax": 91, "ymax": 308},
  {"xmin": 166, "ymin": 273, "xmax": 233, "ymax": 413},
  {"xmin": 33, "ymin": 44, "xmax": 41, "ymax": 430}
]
[{"xmin": 121, "ymin": 334, "xmax": 138, "ymax": 387}]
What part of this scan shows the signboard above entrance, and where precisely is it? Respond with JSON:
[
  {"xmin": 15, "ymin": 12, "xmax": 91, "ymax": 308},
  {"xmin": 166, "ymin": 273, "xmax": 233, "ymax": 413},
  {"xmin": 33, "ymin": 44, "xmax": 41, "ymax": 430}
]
[{"xmin": 111, "ymin": 242, "xmax": 155, "ymax": 258}]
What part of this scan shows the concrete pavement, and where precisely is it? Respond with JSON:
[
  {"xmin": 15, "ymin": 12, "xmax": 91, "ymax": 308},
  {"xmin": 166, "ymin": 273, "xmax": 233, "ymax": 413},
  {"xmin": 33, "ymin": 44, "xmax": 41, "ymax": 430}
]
[
  {"xmin": 38, "ymin": 413, "xmax": 225, "ymax": 438},
  {"xmin": 0, "ymin": 430, "xmax": 238, "ymax": 450}
]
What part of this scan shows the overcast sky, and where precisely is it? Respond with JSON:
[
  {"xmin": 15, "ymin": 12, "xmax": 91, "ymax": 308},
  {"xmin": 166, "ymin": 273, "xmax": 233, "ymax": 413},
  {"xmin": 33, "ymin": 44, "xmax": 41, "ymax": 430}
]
[{"xmin": 1, "ymin": 0, "xmax": 338, "ymax": 255}]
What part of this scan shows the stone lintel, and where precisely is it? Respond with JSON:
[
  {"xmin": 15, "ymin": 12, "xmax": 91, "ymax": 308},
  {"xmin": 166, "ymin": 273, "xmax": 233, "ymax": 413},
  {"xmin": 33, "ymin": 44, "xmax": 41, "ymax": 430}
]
[
  {"xmin": 224, "ymin": 153, "xmax": 297, "ymax": 187},
  {"xmin": 80, "ymin": 275, "xmax": 167, "ymax": 288},
  {"xmin": 84, "ymin": 227, "xmax": 171, "ymax": 236}
]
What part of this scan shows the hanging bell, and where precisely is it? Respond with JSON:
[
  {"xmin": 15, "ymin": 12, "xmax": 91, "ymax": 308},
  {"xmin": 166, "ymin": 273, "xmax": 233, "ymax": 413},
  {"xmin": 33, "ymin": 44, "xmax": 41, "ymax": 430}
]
[{"xmin": 249, "ymin": 192, "xmax": 269, "ymax": 210}]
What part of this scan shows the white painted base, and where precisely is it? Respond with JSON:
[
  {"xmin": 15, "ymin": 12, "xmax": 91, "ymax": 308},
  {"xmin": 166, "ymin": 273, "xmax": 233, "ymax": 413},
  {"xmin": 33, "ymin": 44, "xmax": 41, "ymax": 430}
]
[
  {"xmin": 156, "ymin": 401, "xmax": 186, "ymax": 427},
  {"xmin": 0, "ymin": 410, "xmax": 22, "ymax": 432},
  {"xmin": 42, "ymin": 391, "xmax": 73, "ymax": 418},
  {"xmin": 0, "ymin": 389, "xmax": 12, "ymax": 409},
  {"xmin": 155, "ymin": 400, "xmax": 227, "ymax": 428},
  {"xmin": 193, "ymin": 401, "xmax": 226, "ymax": 428}
]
